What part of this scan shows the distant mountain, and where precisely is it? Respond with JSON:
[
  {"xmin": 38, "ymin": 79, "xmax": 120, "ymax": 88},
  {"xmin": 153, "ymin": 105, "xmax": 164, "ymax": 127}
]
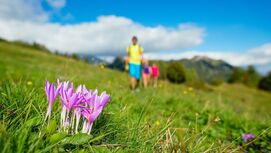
[
  {"xmin": 179, "ymin": 56, "xmax": 234, "ymax": 82},
  {"xmin": 79, "ymin": 54, "xmax": 234, "ymax": 83}
]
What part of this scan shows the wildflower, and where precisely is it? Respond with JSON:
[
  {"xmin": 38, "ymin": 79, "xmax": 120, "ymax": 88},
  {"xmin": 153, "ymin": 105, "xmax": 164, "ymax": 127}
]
[
  {"xmin": 45, "ymin": 80, "xmax": 62, "ymax": 121},
  {"xmin": 27, "ymin": 81, "xmax": 33, "ymax": 86},
  {"xmin": 44, "ymin": 79, "xmax": 110, "ymax": 135},
  {"xmin": 100, "ymin": 64, "xmax": 105, "ymax": 69},
  {"xmin": 155, "ymin": 120, "xmax": 160, "ymax": 127},
  {"xmin": 214, "ymin": 116, "xmax": 220, "ymax": 122},
  {"xmin": 183, "ymin": 90, "xmax": 187, "ymax": 94},
  {"xmin": 81, "ymin": 91, "xmax": 110, "ymax": 134},
  {"xmin": 188, "ymin": 87, "xmax": 193, "ymax": 91},
  {"xmin": 243, "ymin": 133, "xmax": 255, "ymax": 142},
  {"xmin": 59, "ymin": 84, "xmax": 82, "ymax": 130}
]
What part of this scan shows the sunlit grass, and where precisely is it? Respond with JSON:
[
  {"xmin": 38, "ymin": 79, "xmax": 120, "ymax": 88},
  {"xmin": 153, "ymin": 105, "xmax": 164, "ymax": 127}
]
[{"xmin": 0, "ymin": 41, "xmax": 270, "ymax": 152}]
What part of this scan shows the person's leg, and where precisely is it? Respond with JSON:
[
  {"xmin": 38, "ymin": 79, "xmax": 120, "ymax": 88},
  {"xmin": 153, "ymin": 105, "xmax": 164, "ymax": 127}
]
[
  {"xmin": 130, "ymin": 77, "xmax": 136, "ymax": 90},
  {"xmin": 135, "ymin": 64, "xmax": 141, "ymax": 90},
  {"xmin": 151, "ymin": 75, "xmax": 154, "ymax": 87},
  {"xmin": 147, "ymin": 74, "xmax": 150, "ymax": 86},
  {"xmin": 136, "ymin": 79, "xmax": 140, "ymax": 89},
  {"xmin": 129, "ymin": 63, "xmax": 136, "ymax": 90},
  {"xmin": 154, "ymin": 76, "xmax": 158, "ymax": 88},
  {"xmin": 143, "ymin": 73, "xmax": 147, "ymax": 88}
]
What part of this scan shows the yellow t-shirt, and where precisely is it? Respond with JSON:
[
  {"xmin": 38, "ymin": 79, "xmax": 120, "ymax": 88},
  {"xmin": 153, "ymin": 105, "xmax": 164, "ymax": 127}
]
[{"xmin": 126, "ymin": 44, "xmax": 143, "ymax": 65}]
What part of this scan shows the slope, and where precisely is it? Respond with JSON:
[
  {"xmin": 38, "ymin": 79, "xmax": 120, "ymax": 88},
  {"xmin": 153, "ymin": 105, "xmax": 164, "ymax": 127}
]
[{"xmin": 0, "ymin": 41, "xmax": 270, "ymax": 152}]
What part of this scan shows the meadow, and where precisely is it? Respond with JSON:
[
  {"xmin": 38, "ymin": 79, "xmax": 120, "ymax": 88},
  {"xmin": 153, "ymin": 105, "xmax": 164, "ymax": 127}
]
[{"xmin": 0, "ymin": 41, "xmax": 270, "ymax": 152}]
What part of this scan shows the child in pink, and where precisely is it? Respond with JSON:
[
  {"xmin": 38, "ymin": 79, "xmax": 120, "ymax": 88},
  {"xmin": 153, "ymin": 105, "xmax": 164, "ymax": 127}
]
[{"xmin": 151, "ymin": 63, "xmax": 159, "ymax": 88}]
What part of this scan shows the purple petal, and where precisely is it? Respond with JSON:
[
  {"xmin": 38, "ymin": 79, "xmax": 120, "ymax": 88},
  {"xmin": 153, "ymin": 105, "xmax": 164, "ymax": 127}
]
[
  {"xmin": 99, "ymin": 93, "xmax": 110, "ymax": 109},
  {"xmin": 88, "ymin": 109, "xmax": 102, "ymax": 123},
  {"xmin": 45, "ymin": 80, "xmax": 50, "ymax": 97},
  {"xmin": 63, "ymin": 81, "xmax": 70, "ymax": 91},
  {"xmin": 49, "ymin": 84, "xmax": 55, "ymax": 103},
  {"xmin": 67, "ymin": 87, "xmax": 74, "ymax": 97},
  {"xmin": 76, "ymin": 85, "xmax": 82, "ymax": 94},
  {"xmin": 55, "ymin": 82, "xmax": 62, "ymax": 99}
]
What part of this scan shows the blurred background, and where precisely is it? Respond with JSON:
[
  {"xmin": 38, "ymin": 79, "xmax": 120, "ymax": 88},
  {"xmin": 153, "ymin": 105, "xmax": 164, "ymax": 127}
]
[
  {"xmin": 0, "ymin": 0, "xmax": 271, "ymax": 152},
  {"xmin": 0, "ymin": 0, "xmax": 271, "ymax": 90}
]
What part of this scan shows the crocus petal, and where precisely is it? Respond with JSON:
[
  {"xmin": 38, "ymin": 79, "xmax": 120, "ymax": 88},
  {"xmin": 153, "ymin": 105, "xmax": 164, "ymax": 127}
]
[
  {"xmin": 45, "ymin": 80, "xmax": 50, "ymax": 96},
  {"xmin": 67, "ymin": 87, "xmax": 74, "ymax": 97},
  {"xmin": 76, "ymin": 85, "xmax": 83, "ymax": 94},
  {"xmin": 88, "ymin": 109, "xmax": 102, "ymax": 123},
  {"xmin": 55, "ymin": 82, "xmax": 63, "ymax": 98},
  {"xmin": 99, "ymin": 93, "xmax": 110, "ymax": 109},
  {"xmin": 49, "ymin": 84, "xmax": 55, "ymax": 104}
]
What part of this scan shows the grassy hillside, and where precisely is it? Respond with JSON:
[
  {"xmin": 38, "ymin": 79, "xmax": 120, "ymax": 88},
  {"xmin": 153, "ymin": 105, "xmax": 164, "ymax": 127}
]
[{"xmin": 0, "ymin": 41, "xmax": 270, "ymax": 152}]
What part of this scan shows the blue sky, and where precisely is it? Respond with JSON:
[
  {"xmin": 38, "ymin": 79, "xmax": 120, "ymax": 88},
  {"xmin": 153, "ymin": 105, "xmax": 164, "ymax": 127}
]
[
  {"xmin": 44, "ymin": 0, "xmax": 271, "ymax": 52},
  {"xmin": 0, "ymin": 0, "xmax": 271, "ymax": 73}
]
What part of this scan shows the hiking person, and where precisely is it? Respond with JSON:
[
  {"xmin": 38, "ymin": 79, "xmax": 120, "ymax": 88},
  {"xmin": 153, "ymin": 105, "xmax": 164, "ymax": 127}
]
[
  {"xmin": 151, "ymin": 63, "xmax": 159, "ymax": 88},
  {"xmin": 126, "ymin": 36, "xmax": 143, "ymax": 91},
  {"xmin": 142, "ymin": 59, "xmax": 151, "ymax": 88}
]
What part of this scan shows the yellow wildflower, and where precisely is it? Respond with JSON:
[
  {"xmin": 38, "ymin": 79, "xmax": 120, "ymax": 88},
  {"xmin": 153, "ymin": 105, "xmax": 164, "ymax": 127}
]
[
  {"xmin": 188, "ymin": 87, "xmax": 193, "ymax": 91},
  {"xmin": 155, "ymin": 120, "xmax": 160, "ymax": 127},
  {"xmin": 27, "ymin": 81, "xmax": 33, "ymax": 86},
  {"xmin": 100, "ymin": 64, "xmax": 105, "ymax": 69}
]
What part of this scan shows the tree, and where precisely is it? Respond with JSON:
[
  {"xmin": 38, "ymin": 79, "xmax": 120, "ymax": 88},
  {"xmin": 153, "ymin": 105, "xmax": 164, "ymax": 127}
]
[
  {"xmin": 228, "ymin": 67, "xmax": 244, "ymax": 83},
  {"xmin": 107, "ymin": 56, "xmax": 125, "ymax": 71},
  {"xmin": 243, "ymin": 65, "xmax": 260, "ymax": 87},
  {"xmin": 258, "ymin": 72, "xmax": 271, "ymax": 91},
  {"xmin": 32, "ymin": 42, "xmax": 50, "ymax": 53},
  {"xmin": 71, "ymin": 53, "xmax": 79, "ymax": 60},
  {"xmin": 166, "ymin": 62, "xmax": 186, "ymax": 84}
]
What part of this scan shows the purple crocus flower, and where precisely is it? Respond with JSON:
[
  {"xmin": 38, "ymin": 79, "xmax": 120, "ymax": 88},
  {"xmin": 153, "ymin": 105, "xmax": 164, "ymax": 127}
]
[
  {"xmin": 60, "ymin": 89, "xmax": 81, "ymax": 129},
  {"xmin": 243, "ymin": 133, "xmax": 255, "ymax": 142},
  {"xmin": 81, "ymin": 91, "xmax": 110, "ymax": 134},
  {"xmin": 44, "ymin": 79, "xmax": 110, "ymax": 134},
  {"xmin": 45, "ymin": 80, "xmax": 62, "ymax": 121},
  {"xmin": 62, "ymin": 92, "xmax": 80, "ymax": 111}
]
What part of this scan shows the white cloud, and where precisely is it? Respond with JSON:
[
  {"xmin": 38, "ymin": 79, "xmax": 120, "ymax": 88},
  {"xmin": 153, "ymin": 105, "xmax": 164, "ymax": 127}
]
[
  {"xmin": 0, "ymin": 0, "xmax": 48, "ymax": 22},
  {"xmin": 0, "ymin": 0, "xmax": 270, "ymax": 72},
  {"xmin": 46, "ymin": 0, "xmax": 66, "ymax": 9},
  {"xmin": 0, "ymin": 15, "xmax": 205, "ymax": 54},
  {"xmin": 0, "ymin": 0, "xmax": 204, "ymax": 54},
  {"xmin": 145, "ymin": 43, "xmax": 271, "ymax": 66}
]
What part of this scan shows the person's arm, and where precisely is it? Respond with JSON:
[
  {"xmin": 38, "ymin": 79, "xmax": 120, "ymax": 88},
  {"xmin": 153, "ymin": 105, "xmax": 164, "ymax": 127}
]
[{"xmin": 140, "ymin": 46, "xmax": 144, "ymax": 62}]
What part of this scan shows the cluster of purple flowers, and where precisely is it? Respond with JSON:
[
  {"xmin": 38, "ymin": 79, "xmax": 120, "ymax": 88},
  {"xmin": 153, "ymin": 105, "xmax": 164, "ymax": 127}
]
[
  {"xmin": 45, "ymin": 79, "xmax": 110, "ymax": 134},
  {"xmin": 242, "ymin": 133, "xmax": 255, "ymax": 142}
]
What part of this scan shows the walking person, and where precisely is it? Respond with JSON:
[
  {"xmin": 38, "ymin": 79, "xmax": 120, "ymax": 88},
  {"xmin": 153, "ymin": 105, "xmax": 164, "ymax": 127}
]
[
  {"xmin": 126, "ymin": 36, "xmax": 143, "ymax": 91},
  {"xmin": 142, "ymin": 59, "xmax": 151, "ymax": 88},
  {"xmin": 151, "ymin": 63, "xmax": 159, "ymax": 88}
]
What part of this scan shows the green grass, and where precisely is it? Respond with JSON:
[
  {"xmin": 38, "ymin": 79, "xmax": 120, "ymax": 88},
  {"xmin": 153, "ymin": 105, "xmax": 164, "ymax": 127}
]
[{"xmin": 0, "ymin": 41, "xmax": 271, "ymax": 152}]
